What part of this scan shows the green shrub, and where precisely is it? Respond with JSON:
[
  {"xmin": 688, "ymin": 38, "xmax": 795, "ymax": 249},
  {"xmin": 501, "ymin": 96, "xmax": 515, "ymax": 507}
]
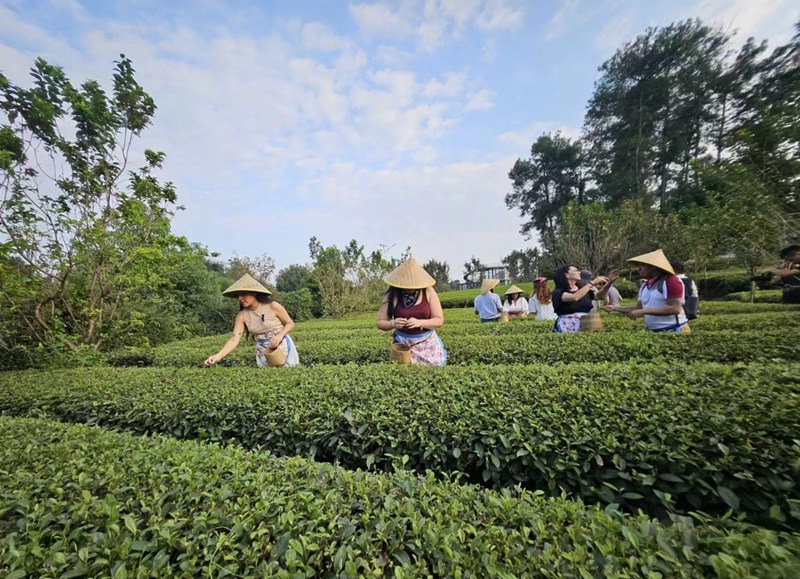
[
  {"xmin": 2, "ymin": 416, "xmax": 799, "ymax": 577},
  {"xmin": 273, "ymin": 287, "xmax": 315, "ymax": 321},
  {"xmin": 3, "ymin": 363, "xmax": 798, "ymax": 528},
  {"xmin": 721, "ymin": 290, "xmax": 784, "ymax": 303}
]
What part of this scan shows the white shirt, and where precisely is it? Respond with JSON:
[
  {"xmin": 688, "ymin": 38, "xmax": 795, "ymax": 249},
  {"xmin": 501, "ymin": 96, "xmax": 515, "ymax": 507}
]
[
  {"xmin": 638, "ymin": 277, "xmax": 687, "ymax": 330},
  {"xmin": 528, "ymin": 296, "xmax": 556, "ymax": 321},
  {"xmin": 503, "ymin": 296, "xmax": 528, "ymax": 315}
]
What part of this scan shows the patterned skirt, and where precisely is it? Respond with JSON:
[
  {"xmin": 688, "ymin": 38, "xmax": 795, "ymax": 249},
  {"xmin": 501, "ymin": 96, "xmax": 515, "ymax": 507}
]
[
  {"xmin": 393, "ymin": 329, "xmax": 447, "ymax": 367},
  {"xmin": 554, "ymin": 313, "xmax": 586, "ymax": 333}
]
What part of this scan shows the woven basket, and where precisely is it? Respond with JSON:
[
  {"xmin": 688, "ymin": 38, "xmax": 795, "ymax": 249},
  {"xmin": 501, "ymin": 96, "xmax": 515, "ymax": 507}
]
[
  {"xmin": 580, "ymin": 313, "xmax": 603, "ymax": 332},
  {"xmin": 265, "ymin": 346, "xmax": 287, "ymax": 367},
  {"xmin": 499, "ymin": 312, "xmax": 509, "ymax": 323},
  {"xmin": 390, "ymin": 343, "xmax": 412, "ymax": 364}
]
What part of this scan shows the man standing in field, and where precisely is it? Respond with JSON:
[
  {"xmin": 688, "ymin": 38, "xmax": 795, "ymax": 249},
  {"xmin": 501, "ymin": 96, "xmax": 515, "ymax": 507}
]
[
  {"xmin": 605, "ymin": 249, "xmax": 690, "ymax": 333},
  {"xmin": 474, "ymin": 279, "xmax": 503, "ymax": 322}
]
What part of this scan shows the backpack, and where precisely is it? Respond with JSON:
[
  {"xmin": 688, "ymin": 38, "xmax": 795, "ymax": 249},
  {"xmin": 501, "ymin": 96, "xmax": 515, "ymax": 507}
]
[
  {"xmin": 680, "ymin": 276, "xmax": 699, "ymax": 320},
  {"xmin": 650, "ymin": 274, "xmax": 699, "ymax": 321}
]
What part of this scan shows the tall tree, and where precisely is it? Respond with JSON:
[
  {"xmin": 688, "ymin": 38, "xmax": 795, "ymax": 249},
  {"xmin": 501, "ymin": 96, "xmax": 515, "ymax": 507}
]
[
  {"xmin": 502, "ymin": 248, "xmax": 541, "ymax": 281},
  {"xmin": 463, "ymin": 256, "xmax": 483, "ymax": 284},
  {"xmin": 584, "ymin": 20, "xmax": 730, "ymax": 209},
  {"xmin": 506, "ymin": 132, "xmax": 585, "ymax": 240},
  {"xmin": 725, "ymin": 21, "xmax": 800, "ymax": 211},
  {"xmin": 422, "ymin": 259, "xmax": 451, "ymax": 292},
  {"xmin": 0, "ymin": 56, "xmax": 195, "ymax": 352},
  {"xmin": 275, "ymin": 264, "xmax": 314, "ymax": 293}
]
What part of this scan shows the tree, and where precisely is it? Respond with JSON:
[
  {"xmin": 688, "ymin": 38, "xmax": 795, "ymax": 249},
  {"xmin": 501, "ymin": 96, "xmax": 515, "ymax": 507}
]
[
  {"xmin": 308, "ymin": 237, "xmax": 405, "ymax": 317},
  {"xmin": 463, "ymin": 256, "xmax": 483, "ymax": 284},
  {"xmin": 724, "ymin": 21, "xmax": 800, "ymax": 212},
  {"xmin": 275, "ymin": 264, "xmax": 314, "ymax": 293},
  {"xmin": 583, "ymin": 20, "xmax": 730, "ymax": 208},
  {"xmin": 502, "ymin": 248, "xmax": 540, "ymax": 281},
  {"xmin": 227, "ymin": 252, "xmax": 276, "ymax": 287},
  {"xmin": 0, "ymin": 55, "xmax": 196, "ymax": 352},
  {"xmin": 422, "ymin": 259, "xmax": 450, "ymax": 292},
  {"xmin": 506, "ymin": 132, "xmax": 585, "ymax": 240}
]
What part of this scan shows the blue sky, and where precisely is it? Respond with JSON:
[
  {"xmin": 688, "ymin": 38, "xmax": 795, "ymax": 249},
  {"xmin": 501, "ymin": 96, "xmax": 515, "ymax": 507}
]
[{"xmin": 1, "ymin": 0, "xmax": 795, "ymax": 281}]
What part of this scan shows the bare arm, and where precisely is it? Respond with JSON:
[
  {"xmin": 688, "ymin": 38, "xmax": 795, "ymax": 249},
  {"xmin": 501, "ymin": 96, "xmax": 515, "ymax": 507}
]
[
  {"xmin": 766, "ymin": 267, "xmax": 800, "ymax": 278},
  {"xmin": 628, "ymin": 298, "xmax": 682, "ymax": 318},
  {"xmin": 268, "ymin": 302, "xmax": 295, "ymax": 349},
  {"xmin": 594, "ymin": 270, "xmax": 620, "ymax": 300},
  {"xmin": 561, "ymin": 276, "xmax": 608, "ymax": 302},
  {"xmin": 204, "ymin": 314, "xmax": 245, "ymax": 366}
]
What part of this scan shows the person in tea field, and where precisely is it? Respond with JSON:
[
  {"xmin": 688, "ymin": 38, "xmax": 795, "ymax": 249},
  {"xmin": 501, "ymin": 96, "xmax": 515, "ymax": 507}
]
[
  {"xmin": 203, "ymin": 273, "xmax": 300, "ymax": 367},
  {"xmin": 552, "ymin": 265, "xmax": 617, "ymax": 332},
  {"xmin": 502, "ymin": 285, "xmax": 529, "ymax": 318},
  {"xmin": 603, "ymin": 284, "xmax": 622, "ymax": 308},
  {"xmin": 376, "ymin": 257, "xmax": 447, "ymax": 366},
  {"xmin": 473, "ymin": 278, "xmax": 503, "ymax": 322},
  {"xmin": 605, "ymin": 249, "xmax": 690, "ymax": 333},
  {"xmin": 528, "ymin": 277, "xmax": 556, "ymax": 321},
  {"xmin": 764, "ymin": 244, "xmax": 800, "ymax": 304}
]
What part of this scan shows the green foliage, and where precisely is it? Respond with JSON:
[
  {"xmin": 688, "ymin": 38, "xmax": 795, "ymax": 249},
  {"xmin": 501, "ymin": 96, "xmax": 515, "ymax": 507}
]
[
  {"xmin": 2, "ymin": 362, "xmax": 799, "ymax": 529},
  {"xmin": 0, "ymin": 55, "xmax": 198, "ymax": 354},
  {"xmin": 4, "ymin": 417, "xmax": 800, "ymax": 577},
  {"xmin": 275, "ymin": 264, "xmax": 314, "ymax": 293},
  {"xmin": 273, "ymin": 288, "xmax": 314, "ymax": 322},
  {"xmin": 502, "ymin": 248, "xmax": 540, "ymax": 281},
  {"xmin": 308, "ymin": 237, "xmax": 406, "ymax": 318},
  {"xmin": 421, "ymin": 259, "xmax": 450, "ymax": 291},
  {"xmin": 506, "ymin": 132, "xmax": 585, "ymax": 239}
]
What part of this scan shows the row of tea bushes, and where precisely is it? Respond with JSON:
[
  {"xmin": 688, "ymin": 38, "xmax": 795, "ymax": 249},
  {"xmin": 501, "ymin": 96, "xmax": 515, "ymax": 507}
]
[
  {"xmin": 3, "ymin": 363, "xmax": 798, "ymax": 527},
  {"xmin": 283, "ymin": 311, "xmax": 800, "ymax": 341},
  {"xmin": 2, "ymin": 417, "xmax": 799, "ymax": 578},
  {"xmin": 108, "ymin": 329, "xmax": 799, "ymax": 367}
]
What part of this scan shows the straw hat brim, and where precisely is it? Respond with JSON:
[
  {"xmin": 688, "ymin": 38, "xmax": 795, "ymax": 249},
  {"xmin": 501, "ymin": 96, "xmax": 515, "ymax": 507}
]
[
  {"xmin": 504, "ymin": 284, "xmax": 525, "ymax": 296},
  {"xmin": 383, "ymin": 257, "xmax": 436, "ymax": 289},
  {"xmin": 222, "ymin": 273, "xmax": 273, "ymax": 297},
  {"xmin": 628, "ymin": 249, "xmax": 675, "ymax": 275},
  {"xmin": 480, "ymin": 279, "xmax": 500, "ymax": 294}
]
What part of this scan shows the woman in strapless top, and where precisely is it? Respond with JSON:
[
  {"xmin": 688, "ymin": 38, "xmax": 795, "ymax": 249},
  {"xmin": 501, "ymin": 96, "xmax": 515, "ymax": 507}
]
[{"xmin": 204, "ymin": 273, "xmax": 300, "ymax": 367}]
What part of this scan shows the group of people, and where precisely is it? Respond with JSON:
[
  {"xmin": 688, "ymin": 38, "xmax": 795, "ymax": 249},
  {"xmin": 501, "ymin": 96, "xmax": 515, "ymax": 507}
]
[{"xmin": 202, "ymin": 244, "xmax": 799, "ymax": 368}]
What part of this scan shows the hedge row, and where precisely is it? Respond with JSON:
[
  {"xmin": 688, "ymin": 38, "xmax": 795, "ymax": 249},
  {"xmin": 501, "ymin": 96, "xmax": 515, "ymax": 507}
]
[
  {"xmin": 2, "ymin": 417, "xmax": 800, "ymax": 578},
  {"xmin": 285, "ymin": 311, "xmax": 800, "ymax": 341},
  {"xmin": 108, "ymin": 329, "xmax": 799, "ymax": 367},
  {"xmin": 3, "ymin": 363, "xmax": 798, "ymax": 528}
]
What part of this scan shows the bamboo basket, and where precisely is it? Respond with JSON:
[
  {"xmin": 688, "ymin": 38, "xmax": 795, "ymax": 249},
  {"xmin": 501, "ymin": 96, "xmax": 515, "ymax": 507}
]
[
  {"xmin": 266, "ymin": 346, "xmax": 287, "ymax": 367},
  {"xmin": 499, "ymin": 312, "xmax": 509, "ymax": 323},
  {"xmin": 580, "ymin": 313, "xmax": 603, "ymax": 332},
  {"xmin": 390, "ymin": 343, "xmax": 412, "ymax": 364}
]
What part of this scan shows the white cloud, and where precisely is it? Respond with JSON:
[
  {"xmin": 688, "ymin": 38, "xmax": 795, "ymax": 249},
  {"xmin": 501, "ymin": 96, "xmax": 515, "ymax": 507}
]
[
  {"xmin": 464, "ymin": 89, "xmax": 495, "ymax": 111},
  {"xmin": 298, "ymin": 21, "xmax": 352, "ymax": 53},
  {"xmin": 422, "ymin": 72, "xmax": 465, "ymax": 97},
  {"xmin": 498, "ymin": 122, "xmax": 583, "ymax": 150},
  {"xmin": 349, "ymin": 2, "xmax": 414, "ymax": 37},
  {"xmin": 594, "ymin": 12, "xmax": 636, "ymax": 54},
  {"xmin": 545, "ymin": 0, "xmax": 585, "ymax": 40},
  {"xmin": 689, "ymin": 0, "xmax": 795, "ymax": 45},
  {"xmin": 476, "ymin": 0, "xmax": 525, "ymax": 30}
]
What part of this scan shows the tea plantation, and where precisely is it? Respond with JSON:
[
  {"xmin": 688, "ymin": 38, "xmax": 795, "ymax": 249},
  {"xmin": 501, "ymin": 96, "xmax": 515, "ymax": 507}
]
[{"xmin": 1, "ymin": 302, "xmax": 799, "ymax": 576}]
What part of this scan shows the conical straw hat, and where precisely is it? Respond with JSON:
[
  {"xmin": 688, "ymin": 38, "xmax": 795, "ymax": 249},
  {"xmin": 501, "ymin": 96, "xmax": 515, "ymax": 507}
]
[
  {"xmin": 504, "ymin": 284, "xmax": 525, "ymax": 296},
  {"xmin": 627, "ymin": 249, "xmax": 674, "ymax": 275},
  {"xmin": 383, "ymin": 257, "xmax": 436, "ymax": 289},
  {"xmin": 480, "ymin": 279, "xmax": 499, "ymax": 295},
  {"xmin": 222, "ymin": 273, "xmax": 273, "ymax": 297}
]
